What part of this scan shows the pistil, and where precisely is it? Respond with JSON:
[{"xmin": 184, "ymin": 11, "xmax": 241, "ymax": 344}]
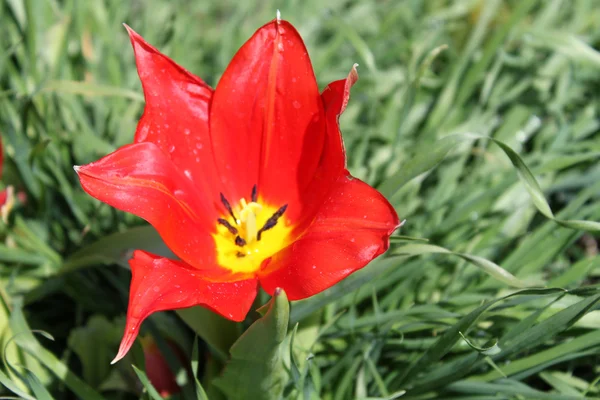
[
  {"xmin": 238, "ymin": 198, "xmax": 263, "ymax": 244},
  {"xmin": 216, "ymin": 188, "xmax": 289, "ymax": 261}
]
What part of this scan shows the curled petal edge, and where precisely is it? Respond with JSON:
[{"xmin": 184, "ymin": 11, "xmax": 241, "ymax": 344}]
[{"xmin": 112, "ymin": 251, "xmax": 258, "ymax": 363}]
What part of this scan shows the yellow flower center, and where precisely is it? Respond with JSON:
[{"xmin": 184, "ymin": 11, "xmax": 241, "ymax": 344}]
[{"xmin": 213, "ymin": 188, "xmax": 292, "ymax": 275}]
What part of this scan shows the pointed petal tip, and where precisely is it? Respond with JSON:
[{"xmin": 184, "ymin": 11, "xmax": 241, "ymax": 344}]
[
  {"xmin": 123, "ymin": 24, "xmax": 142, "ymax": 44},
  {"xmin": 110, "ymin": 348, "xmax": 127, "ymax": 365},
  {"xmin": 123, "ymin": 23, "xmax": 134, "ymax": 35},
  {"xmin": 349, "ymin": 64, "xmax": 359, "ymax": 83},
  {"xmin": 73, "ymin": 165, "xmax": 81, "ymax": 173},
  {"xmin": 276, "ymin": 9, "xmax": 281, "ymax": 23},
  {"xmin": 111, "ymin": 329, "xmax": 137, "ymax": 365}
]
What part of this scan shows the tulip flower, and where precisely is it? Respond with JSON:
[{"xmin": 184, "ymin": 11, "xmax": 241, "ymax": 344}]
[
  {"xmin": 141, "ymin": 336, "xmax": 188, "ymax": 397},
  {"xmin": 0, "ymin": 135, "xmax": 23, "ymax": 222},
  {"xmin": 75, "ymin": 17, "xmax": 400, "ymax": 363}
]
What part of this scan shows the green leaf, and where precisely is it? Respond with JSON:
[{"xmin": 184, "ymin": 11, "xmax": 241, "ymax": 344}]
[
  {"xmin": 68, "ymin": 315, "xmax": 120, "ymax": 388},
  {"xmin": 378, "ymin": 135, "xmax": 466, "ymax": 198},
  {"xmin": 62, "ymin": 225, "xmax": 174, "ymax": 272},
  {"xmin": 479, "ymin": 135, "xmax": 600, "ymax": 232},
  {"xmin": 397, "ymin": 288, "xmax": 566, "ymax": 388},
  {"xmin": 0, "ymin": 368, "xmax": 35, "ymax": 400},
  {"xmin": 9, "ymin": 298, "xmax": 105, "ymax": 400},
  {"xmin": 23, "ymin": 370, "xmax": 55, "ymax": 400},
  {"xmin": 392, "ymin": 243, "xmax": 525, "ymax": 288},
  {"xmin": 176, "ymin": 306, "xmax": 239, "ymax": 363},
  {"xmin": 191, "ymin": 337, "xmax": 209, "ymax": 400},
  {"xmin": 498, "ymin": 293, "xmax": 600, "ymax": 360},
  {"xmin": 290, "ymin": 256, "xmax": 404, "ymax": 324},
  {"xmin": 132, "ymin": 365, "xmax": 164, "ymax": 400},
  {"xmin": 214, "ymin": 289, "xmax": 290, "ymax": 400},
  {"xmin": 41, "ymin": 80, "xmax": 145, "ymax": 101},
  {"xmin": 458, "ymin": 332, "xmax": 501, "ymax": 356}
]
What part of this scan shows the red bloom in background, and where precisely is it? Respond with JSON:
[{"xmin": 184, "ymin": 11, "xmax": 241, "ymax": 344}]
[
  {"xmin": 0, "ymin": 136, "xmax": 25, "ymax": 218},
  {"xmin": 141, "ymin": 337, "xmax": 188, "ymax": 397},
  {"xmin": 75, "ymin": 18, "xmax": 399, "ymax": 363}
]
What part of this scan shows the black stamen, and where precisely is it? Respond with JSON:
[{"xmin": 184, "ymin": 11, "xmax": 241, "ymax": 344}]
[
  {"xmin": 217, "ymin": 218, "xmax": 238, "ymax": 235},
  {"xmin": 220, "ymin": 193, "xmax": 237, "ymax": 222},
  {"xmin": 257, "ymin": 204, "xmax": 288, "ymax": 241},
  {"xmin": 251, "ymin": 184, "xmax": 258, "ymax": 203},
  {"xmin": 236, "ymin": 251, "xmax": 246, "ymax": 258},
  {"xmin": 235, "ymin": 236, "xmax": 246, "ymax": 247}
]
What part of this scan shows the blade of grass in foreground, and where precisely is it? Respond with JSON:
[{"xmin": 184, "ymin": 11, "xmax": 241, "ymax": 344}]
[
  {"xmin": 395, "ymin": 288, "xmax": 567, "ymax": 389},
  {"xmin": 8, "ymin": 298, "xmax": 104, "ymax": 400}
]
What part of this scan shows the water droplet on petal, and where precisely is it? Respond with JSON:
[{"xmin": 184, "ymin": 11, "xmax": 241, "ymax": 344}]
[{"xmin": 293, "ymin": 100, "xmax": 301, "ymax": 109}]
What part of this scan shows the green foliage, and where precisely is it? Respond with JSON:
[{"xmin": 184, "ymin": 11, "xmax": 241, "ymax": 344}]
[
  {"xmin": 214, "ymin": 289, "xmax": 289, "ymax": 400},
  {"xmin": 1, "ymin": 0, "xmax": 600, "ymax": 398}
]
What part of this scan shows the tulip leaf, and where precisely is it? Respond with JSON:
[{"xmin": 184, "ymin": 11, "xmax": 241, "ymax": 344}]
[
  {"xmin": 22, "ymin": 370, "xmax": 55, "ymax": 400},
  {"xmin": 392, "ymin": 243, "xmax": 525, "ymax": 288},
  {"xmin": 396, "ymin": 288, "xmax": 567, "ymax": 387},
  {"xmin": 131, "ymin": 365, "xmax": 164, "ymax": 400},
  {"xmin": 191, "ymin": 338, "xmax": 210, "ymax": 400},
  {"xmin": 8, "ymin": 298, "xmax": 105, "ymax": 400},
  {"xmin": 381, "ymin": 132, "xmax": 600, "ymax": 233},
  {"xmin": 214, "ymin": 289, "xmax": 290, "ymax": 400},
  {"xmin": 458, "ymin": 332, "xmax": 501, "ymax": 356},
  {"xmin": 67, "ymin": 315, "xmax": 121, "ymax": 388},
  {"xmin": 62, "ymin": 225, "xmax": 174, "ymax": 272},
  {"xmin": 176, "ymin": 306, "xmax": 239, "ymax": 363}
]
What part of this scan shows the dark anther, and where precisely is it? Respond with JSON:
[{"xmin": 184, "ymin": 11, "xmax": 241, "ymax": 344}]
[
  {"xmin": 251, "ymin": 184, "xmax": 258, "ymax": 203},
  {"xmin": 220, "ymin": 193, "xmax": 237, "ymax": 221},
  {"xmin": 236, "ymin": 251, "xmax": 246, "ymax": 258},
  {"xmin": 217, "ymin": 218, "xmax": 238, "ymax": 235},
  {"xmin": 235, "ymin": 236, "xmax": 247, "ymax": 247},
  {"xmin": 257, "ymin": 204, "xmax": 288, "ymax": 241}
]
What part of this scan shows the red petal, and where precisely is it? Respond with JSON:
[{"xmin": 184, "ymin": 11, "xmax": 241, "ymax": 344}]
[
  {"xmin": 143, "ymin": 339, "xmax": 185, "ymax": 396},
  {"xmin": 259, "ymin": 176, "xmax": 399, "ymax": 300},
  {"xmin": 113, "ymin": 251, "xmax": 258, "ymax": 363},
  {"xmin": 126, "ymin": 26, "xmax": 222, "ymax": 200},
  {"xmin": 209, "ymin": 20, "xmax": 326, "ymax": 221},
  {"xmin": 320, "ymin": 64, "xmax": 359, "ymax": 172},
  {"xmin": 294, "ymin": 65, "xmax": 360, "ymax": 231},
  {"xmin": 75, "ymin": 142, "xmax": 222, "ymax": 271}
]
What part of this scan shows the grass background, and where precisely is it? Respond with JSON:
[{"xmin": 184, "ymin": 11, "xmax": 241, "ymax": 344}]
[{"xmin": 1, "ymin": 0, "xmax": 600, "ymax": 398}]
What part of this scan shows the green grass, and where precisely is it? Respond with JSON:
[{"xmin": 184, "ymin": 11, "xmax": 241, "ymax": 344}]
[{"xmin": 1, "ymin": 0, "xmax": 600, "ymax": 398}]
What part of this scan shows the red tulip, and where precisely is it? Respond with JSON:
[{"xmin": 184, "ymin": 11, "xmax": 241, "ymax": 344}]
[
  {"xmin": 75, "ymin": 18, "xmax": 400, "ymax": 363},
  {"xmin": 142, "ymin": 337, "xmax": 187, "ymax": 397},
  {"xmin": 0, "ymin": 136, "xmax": 26, "ymax": 219}
]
